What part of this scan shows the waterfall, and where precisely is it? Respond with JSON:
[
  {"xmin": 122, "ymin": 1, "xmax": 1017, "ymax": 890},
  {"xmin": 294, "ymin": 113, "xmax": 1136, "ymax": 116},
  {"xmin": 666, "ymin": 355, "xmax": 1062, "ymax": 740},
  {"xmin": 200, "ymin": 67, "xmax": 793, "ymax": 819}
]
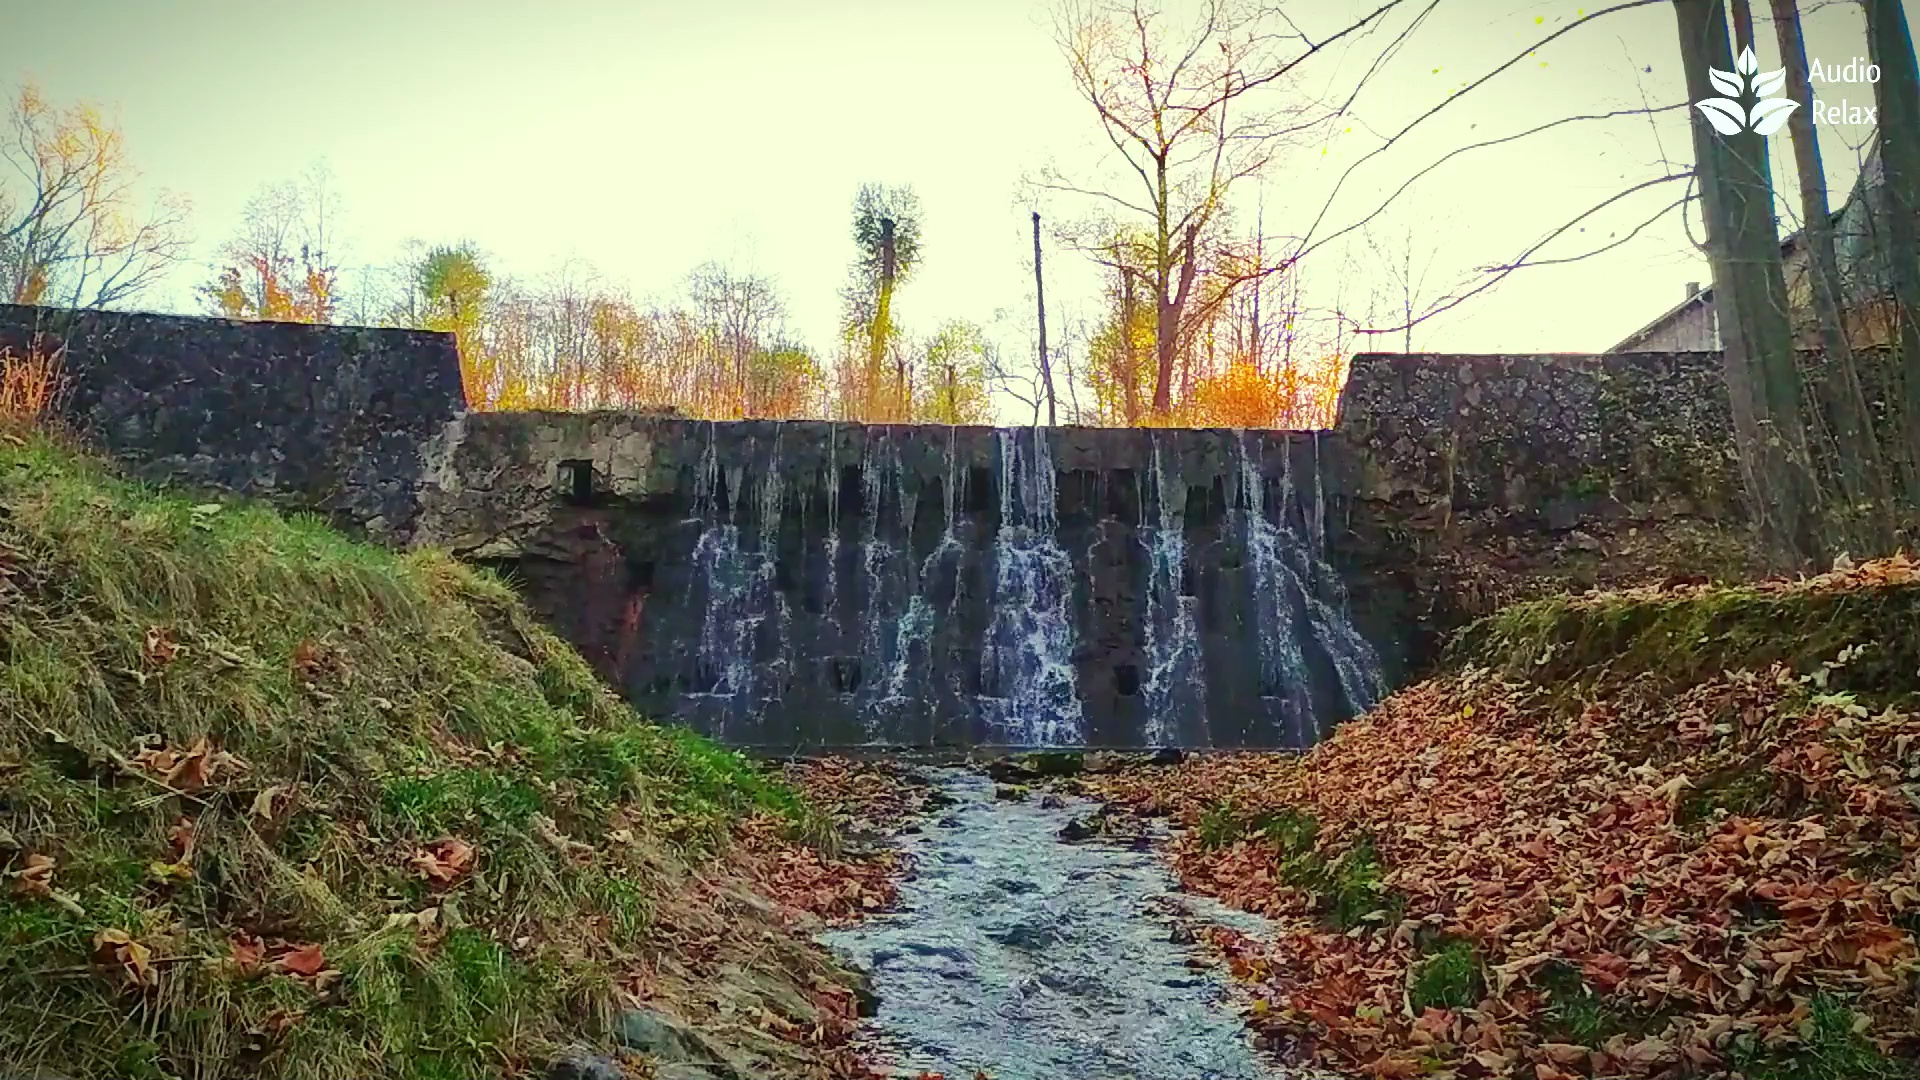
[
  {"xmin": 1233, "ymin": 432, "xmax": 1383, "ymax": 743},
  {"xmin": 979, "ymin": 427, "xmax": 1083, "ymax": 747},
  {"xmin": 755, "ymin": 429, "xmax": 791, "ymax": 697},
  {"xmin": 882, "ymin": 426, "xmax": 960, "ymax": 710},
  {"xmin": 1140, "ymin": 435, "xmax": 1206, "ymax": 747},
  {"xmin": 852, "ymin": 433, "xmax": 909, "ymax": 738},
  {"xmin": 684, "ymin": 426, "xmax": 760, "ymax": 735}
]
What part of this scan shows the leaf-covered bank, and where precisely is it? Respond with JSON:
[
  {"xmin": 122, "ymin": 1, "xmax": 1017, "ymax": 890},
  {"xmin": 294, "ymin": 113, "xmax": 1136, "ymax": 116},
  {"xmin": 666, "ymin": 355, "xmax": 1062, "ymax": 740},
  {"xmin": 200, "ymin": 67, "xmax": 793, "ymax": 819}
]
[
  {"xmin": 0, "ymin": 432, "xmax": 887, "ymax": 1080},
  {"xmin": 1089, "ymin": 559, "xmax": 1920, "ymax": 1079}
]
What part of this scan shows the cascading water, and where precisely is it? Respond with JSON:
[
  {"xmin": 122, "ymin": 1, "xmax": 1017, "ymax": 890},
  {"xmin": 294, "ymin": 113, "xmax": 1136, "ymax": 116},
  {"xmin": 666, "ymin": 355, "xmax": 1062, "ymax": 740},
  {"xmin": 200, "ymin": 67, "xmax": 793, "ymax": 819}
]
[
  {"xmin": 650, "ymin": 420, "xmax": 1389, "ymax": 752},
  {"xmin": 755, "ymin": 430, "xmax": 791, "ymax": 697},
  {"xmin": 882, "ymin": 426, "xmax": 961, "ymax": 710},
  {"xmin": 853, "ymin": 434, "xmax": 910, "ymax": 737},
  {"xmin": 1140, "ymin": 436, "xmax": 1206, "ymax": 748},
  {"xmin": 1234, "ymin": 432, "xmax": 1384, "ymax": 744},
  {"xmin": 684, "ymin": 426, "xmax": 789, "ymax": 738},
  {"xmin": 979, "ymin": 427, "xmax": 1083, "ymax": 747}
]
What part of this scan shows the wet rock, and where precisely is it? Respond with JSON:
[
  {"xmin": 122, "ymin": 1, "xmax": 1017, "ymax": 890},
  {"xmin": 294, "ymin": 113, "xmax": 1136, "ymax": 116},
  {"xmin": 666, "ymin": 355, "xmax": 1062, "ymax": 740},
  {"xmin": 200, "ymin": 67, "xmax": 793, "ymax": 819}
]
[
  {"xmin": 1168, "ymin": 923, "xmax": 1195, "ymax": 945},
  {"xmin": 614, "ymin": 1007, "xmax": 706, "ymax": 1062},
  {"xmin": 1022, "ymin": 750, "xmax": 1084, "ymax": 777},
  {"xmin": 1082, "ymin": 750, "xmax": 1126, "ymax": 774},
  {"xmin": 984, "ymin": 756, "xmax": 1031, "ymax": 783},
  {"xmin": 1566, "ymin": 529, "xmax": 1603, "ymax": 552},
  {"xmin": 994, "ymin": 783, "xmax": 1030, "ymax": 802},
  {"xmin": 545, "ymin": 1051, "xmax": 625, "ymax": 1080},
  {"xmin": 849, "ymin": 966, "xmax": 880, "ymax": 1017},
  {"xmin": 1149, "ymin": 747, "xmax": 1185, "ymax": 766},
  {"xmin": 1038, "ymin": 792, "xmax": 1067, "ymax": 810},
  {"xmin": 1057, "ymin": 813, "xmax": 1101, "ymax": 843},
  {"xmin": 656, "ymin": 1068, "xmax": 727, "ymax": 1080}
]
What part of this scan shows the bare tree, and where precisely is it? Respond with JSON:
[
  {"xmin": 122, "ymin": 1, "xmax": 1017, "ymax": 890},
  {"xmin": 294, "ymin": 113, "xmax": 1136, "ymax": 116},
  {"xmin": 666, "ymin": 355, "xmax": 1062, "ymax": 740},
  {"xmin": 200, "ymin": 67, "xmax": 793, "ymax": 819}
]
[
  {"xmin": 0, "ymin": 83, "xmax": 189, "ymax": 309},
  {"xmin": 1041, "ymin": 0, "xmax": 1406, "ymax": 415},
  {"xmin": 1769, "ymin": 0, "xmax": 1888, "ymax": 542},
  {"xmin": 1863, "ymin": 0, "xmax": 1920, "ymax": 502},
  {"xmin": 199, "ymin": 163, "xmax": 341, "ymax": 323},
  {"xmin": 1362, "ymin": 221, "xmax": 1445, "ymax": 353},
  {"xmin": 688, "ymin": 261, "xmax": 787, "ymax": 416},
  {"xmin": 1676, "ymin": 0, "xmax": 1823, "ymax": 565}
]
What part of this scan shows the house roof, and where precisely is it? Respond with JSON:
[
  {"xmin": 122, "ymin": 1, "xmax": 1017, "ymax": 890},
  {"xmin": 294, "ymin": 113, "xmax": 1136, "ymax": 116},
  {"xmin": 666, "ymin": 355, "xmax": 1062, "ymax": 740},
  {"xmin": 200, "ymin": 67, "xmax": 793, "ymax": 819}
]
[{"xmin": 1607, "ymin": 136, "xmax": 1884, "ymax": 352}]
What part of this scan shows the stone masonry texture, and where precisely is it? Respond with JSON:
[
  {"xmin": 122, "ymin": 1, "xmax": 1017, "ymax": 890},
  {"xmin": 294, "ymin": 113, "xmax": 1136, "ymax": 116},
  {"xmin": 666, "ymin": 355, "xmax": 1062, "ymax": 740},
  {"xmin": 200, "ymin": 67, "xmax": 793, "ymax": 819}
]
[{"xmin": 5, "ymin": 305, "xmax": 1754, "ymax": 748}]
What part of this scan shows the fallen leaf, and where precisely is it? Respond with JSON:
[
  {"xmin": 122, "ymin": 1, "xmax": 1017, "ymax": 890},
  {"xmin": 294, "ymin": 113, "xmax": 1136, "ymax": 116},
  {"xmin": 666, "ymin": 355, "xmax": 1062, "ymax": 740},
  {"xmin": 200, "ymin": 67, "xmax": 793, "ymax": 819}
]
[
  {"xmin": 275, "ymin": 943, "xmax": 326, "ymax": 978},
  {"xmin": 411, "ymin": 837, "xmax": 476, "ymax": 885},
  {"xmin": 93, "ymin": 927, "xmax": 157, "ymax": 987},
  {"xmin": 231, "ymin": 933, "xmax": 265, "ymax": 975},
  {"xmin": 250, "ymin": 784, "xmax": 289, "ymax": 822},
  {"xmin": 12, "ymin": 852, "xmax": 54, "ymax": 897}
]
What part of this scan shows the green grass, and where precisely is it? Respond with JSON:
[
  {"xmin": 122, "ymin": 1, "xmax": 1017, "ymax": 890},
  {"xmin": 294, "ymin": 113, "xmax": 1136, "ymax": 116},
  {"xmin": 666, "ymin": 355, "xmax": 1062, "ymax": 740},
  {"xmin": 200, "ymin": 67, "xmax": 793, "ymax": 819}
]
[
  {"xmin": 1730, "ymin": 992, "xmax": 1907, "ymax": 1080},
  {"xmin": 1193, "ymin": 803, "xmax": 1403, "ymax": 931},
  {"xmin": 0, "ymin": 433, "xmax": 830, "ymax": 1080},
  {"xmin": 1410, "ymin": 938, "xmax": 1484, "ymax": 1013},
  {"xmin": 1447, "ymin": 583, "xmax": 1920, "ymax": 705}
]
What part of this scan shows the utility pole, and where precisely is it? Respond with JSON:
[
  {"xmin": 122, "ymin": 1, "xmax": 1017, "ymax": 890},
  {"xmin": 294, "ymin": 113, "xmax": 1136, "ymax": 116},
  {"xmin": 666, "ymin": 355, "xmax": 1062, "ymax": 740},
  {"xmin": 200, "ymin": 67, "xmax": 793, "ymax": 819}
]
[{"xmin": 1033, "ymin": 211, "xmax": 1057, "ymax": 426}]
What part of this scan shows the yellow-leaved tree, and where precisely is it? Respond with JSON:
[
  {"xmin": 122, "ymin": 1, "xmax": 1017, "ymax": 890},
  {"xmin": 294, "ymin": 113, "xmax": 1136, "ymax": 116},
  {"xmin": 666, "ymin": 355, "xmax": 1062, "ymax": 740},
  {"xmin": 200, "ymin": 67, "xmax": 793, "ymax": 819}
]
[{"xmin": 0, "ymin": 82, "xmax": 190, "ymax": 309}]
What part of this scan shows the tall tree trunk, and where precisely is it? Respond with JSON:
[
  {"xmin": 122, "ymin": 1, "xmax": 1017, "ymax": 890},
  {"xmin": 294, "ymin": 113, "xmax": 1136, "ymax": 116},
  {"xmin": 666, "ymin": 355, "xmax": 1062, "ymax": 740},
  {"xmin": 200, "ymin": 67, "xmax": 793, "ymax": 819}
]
[
  {"xmin": 1152, "ymin": 224, "xmax": 1198, "ymax": 415},
  {"xmin": 1033, "ymin": 212, "xmax": 1057, "ymax": 426},
  {"xmin": 1675, "ymin": 0, "xmax": 1824, "ymax": 567},
  {"xmin": 1251, "ymin": 217, "xmax": 1265, "ymax": 373},
  {"xmin": 1119, "ymin": 264, "xmax": 1141, "ymax": 424},
  {"xmin": 868, "ymin": 217, "xmax": 897, "ymax": 420},
  {"xmin": 1865, "ymin": 0, "xmax": 1920, "ymax": 508},
  {"xmin": 1774, "ymin": 0, "xmax": 1890, "ymax": 549}
]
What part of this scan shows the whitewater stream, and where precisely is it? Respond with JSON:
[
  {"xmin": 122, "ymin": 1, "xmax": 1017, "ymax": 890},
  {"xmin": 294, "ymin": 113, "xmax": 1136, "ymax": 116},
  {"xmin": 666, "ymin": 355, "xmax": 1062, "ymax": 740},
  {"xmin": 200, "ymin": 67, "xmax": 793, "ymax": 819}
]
[{"xmin": 821, "ymin": 770, "xmax": 1281, "ymax": 1080}]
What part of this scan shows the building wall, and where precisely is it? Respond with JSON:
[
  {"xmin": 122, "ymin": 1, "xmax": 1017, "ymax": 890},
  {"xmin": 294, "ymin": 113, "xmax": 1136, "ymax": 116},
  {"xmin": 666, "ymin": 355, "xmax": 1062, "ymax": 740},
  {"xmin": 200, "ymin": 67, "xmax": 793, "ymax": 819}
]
[{"xmin": 1613, "ymin": 298, "xmax": 1720, "ymax": 353}]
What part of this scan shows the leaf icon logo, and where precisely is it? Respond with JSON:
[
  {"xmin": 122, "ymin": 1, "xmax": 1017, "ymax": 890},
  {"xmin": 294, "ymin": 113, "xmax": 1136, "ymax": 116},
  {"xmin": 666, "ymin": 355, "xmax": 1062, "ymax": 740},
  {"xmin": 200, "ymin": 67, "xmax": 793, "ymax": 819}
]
[{"xmin": 1693, "ymin": 46, "xmax": 1799, "ymax": 136}]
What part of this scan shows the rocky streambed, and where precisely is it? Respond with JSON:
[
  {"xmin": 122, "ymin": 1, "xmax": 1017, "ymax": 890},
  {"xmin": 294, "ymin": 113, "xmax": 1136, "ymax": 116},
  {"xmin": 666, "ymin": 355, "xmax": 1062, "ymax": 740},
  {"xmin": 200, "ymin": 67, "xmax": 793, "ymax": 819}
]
[{"xmin": 822, "ymin": 768, "xmax": 1281, "ymax": 1080}]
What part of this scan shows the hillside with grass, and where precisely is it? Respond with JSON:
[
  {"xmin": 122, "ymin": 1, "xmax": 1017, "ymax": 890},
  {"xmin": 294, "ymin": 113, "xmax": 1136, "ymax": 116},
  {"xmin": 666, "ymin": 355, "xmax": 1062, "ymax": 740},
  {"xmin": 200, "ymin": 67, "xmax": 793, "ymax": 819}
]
[
  {"xmin": 0, "ymin": 432, "xmax": 881, "ymax": 1080},
  {"xmin": 1087, "ymin": 559, "xmax": 1920, "ymax": 1080}
]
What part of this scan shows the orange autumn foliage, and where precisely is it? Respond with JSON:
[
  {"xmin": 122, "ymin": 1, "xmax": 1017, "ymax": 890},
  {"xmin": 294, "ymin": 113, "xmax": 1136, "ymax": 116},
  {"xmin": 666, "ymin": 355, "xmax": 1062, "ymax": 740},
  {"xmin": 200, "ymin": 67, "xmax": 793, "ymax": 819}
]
[
  {"xmin": 1152, "ymin": 357, "xmax": 1347, "ymax": 430},
  {"xmin": 0, "ymin": 344, "xmax": 63, "ymax": 426}
]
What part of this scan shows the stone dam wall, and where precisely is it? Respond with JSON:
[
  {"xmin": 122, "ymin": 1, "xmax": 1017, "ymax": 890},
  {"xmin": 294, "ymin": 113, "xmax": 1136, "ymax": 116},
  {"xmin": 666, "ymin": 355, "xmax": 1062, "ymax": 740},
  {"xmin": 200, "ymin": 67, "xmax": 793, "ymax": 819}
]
[{"xmin": 4, "ymin": 302, "xmax": 1751, "ymax": 748}]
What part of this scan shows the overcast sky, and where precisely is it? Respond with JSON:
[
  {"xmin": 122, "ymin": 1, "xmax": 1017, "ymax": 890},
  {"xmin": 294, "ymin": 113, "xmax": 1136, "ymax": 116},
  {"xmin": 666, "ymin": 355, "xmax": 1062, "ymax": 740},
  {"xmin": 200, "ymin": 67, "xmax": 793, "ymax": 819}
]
[{"xmin": 0, "ymin": 0, "xmax": 1908, "ymax": 419}]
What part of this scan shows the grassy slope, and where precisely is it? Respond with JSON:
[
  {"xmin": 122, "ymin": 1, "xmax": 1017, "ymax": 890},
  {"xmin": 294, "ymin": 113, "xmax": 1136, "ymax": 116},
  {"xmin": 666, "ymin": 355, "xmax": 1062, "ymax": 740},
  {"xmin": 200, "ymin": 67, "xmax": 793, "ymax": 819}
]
[
  {"xmin": 1090, "ymin": 562, "xmax": 1920, "ymax": 1079},
  {"xmin": 0, "ymin": 433, "xmax": 854, "ymax": 1080}
]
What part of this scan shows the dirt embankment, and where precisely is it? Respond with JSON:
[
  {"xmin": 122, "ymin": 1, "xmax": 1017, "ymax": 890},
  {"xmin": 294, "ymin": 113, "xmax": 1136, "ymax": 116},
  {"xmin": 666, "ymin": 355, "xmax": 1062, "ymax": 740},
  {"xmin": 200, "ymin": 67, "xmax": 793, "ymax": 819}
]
[
  {"xmin": 1089, "ymin": 557, "xmax": 1920, "ymax": 1080},
  {"xmin": 0, "ymin": 434, "xmax": 905, "ymax": 1080}
]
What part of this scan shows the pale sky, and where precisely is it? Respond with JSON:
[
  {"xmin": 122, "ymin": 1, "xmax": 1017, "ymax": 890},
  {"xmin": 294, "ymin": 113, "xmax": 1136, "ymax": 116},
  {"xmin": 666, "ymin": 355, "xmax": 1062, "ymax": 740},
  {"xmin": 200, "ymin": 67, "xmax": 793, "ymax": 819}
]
[{"xmin": 1, "ymin": 0, "xmax": 1909, "ymax": 419}]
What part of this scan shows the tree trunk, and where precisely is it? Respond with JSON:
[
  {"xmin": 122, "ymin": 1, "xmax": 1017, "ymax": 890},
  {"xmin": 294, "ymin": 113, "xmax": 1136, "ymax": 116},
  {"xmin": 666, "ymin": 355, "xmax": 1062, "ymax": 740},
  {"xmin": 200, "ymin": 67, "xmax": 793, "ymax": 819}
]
[
  {"xmin": 1773, "ymin": 0, "xmax": 1890, "ymax": 548},
  {"xmin": 1119, "ymin": 264, "xmax": 1141, "ymax": 424},
  {"xmin": 1674, "ymin": 0, "xmax": 1823, "ymax": 567},
  {"xmin": 1033, "ymin": 212, "xmax": 1056, "ymax": 426},
  {"xmin": 868, "ymin": 217, "xmax": 897, "ymax": 420},
  {"xmin": 1152, "ymin": 224, "xmax": 1198, "ymax": 415},
  {"xmin": 1865, "ymin": 0, "xmax": 1920, "ymax": 508}
]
